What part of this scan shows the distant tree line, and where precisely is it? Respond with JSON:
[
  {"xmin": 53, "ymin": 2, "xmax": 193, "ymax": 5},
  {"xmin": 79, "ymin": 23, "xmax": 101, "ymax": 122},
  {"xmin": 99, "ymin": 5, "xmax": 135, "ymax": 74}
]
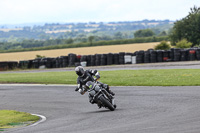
[
  {"xmin": 0, "ymin": 19, "xmax": 174, "ymax": 52},
  {"xmin": 0, "ymin": 36, "xmax": 168, "ymax": 53},
  {"xmin": 0, "ymin": 27, "xmax": 169, "ymax": 52},
  {"xmin": 0, "ymin": 20, "xmax": 173, "ymax": 42}
]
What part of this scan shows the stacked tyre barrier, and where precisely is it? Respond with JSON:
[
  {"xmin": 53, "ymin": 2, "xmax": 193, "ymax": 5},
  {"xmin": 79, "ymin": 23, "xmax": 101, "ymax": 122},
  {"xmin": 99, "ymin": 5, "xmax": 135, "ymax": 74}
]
[
  {"xmin": 180, "ymin": 50, "xmax": 187, "ymax": 61},
  {"xmin": 33, "ymin": 58, "xmax": 41, "ymax": 68},
  {"xmin": 135, "ymin": 48, "xmax": 200, "ymax": 64},
  {"xmin": 188, "ymin": 49, "xmax": 196, "ymax": 61},
  {"xmin": 68, "ymin": 53, "xmax": 77, "ymax": 67},
  {"xmin": 107, "ymin": 53, "xmax": 113, "ymax": 65},
  {"xmin": 18, "ymin": 60, "xmax": 29, "ymax": 68},
  {"xmin": 0, "ymin": 61, "xmax": 18, "ymax": 71},
  {"xmin": 119, "ymin": 52, "xmax": 125, "ymax": 64},
  {"xmin": 86, "ymin": 55, "xmax": 91, "ymax": 66},
  {"xmin": 113, "ymin": 53, "xmax": 119, "ymax": 64},
  {"xmin": 136, "ymin": 51, "xmax": 144, "ymax": 63},
  {"xmin": 101, "ymin": 54, "xmax": 107, "ymax": 66},
  {"xmin": 173, "ymin": 48, "xmax": 181, "ymax": 61},
  {"xmin": 19, "ymin": 60, "xmax": 35, "ymax": 69},
  {"xmin": 90, "ymin": 55, "xmax": 96, "ymax": 66},
  {"xmin": 163, "ymin": 51, "xmax": 170, "ymax": 62},
  {"xmin": 80, "ymin": 55, "xmax": 87, "ymax": 67},
  {"xmin": 144, "ymin": 51, "xmax": 150, "ymax": 63},
  {"xmin": 94, "ymin": 54, "xmax": 100, "ymax": 66},
  {"xmin": 196, "ymin": 49, "xmax": 200, "ymax": 60},
  {"xmin": 44, "ymin": 58, "xmax": 54, "ymax": 68},
  {"xmin": 2, "ymin": 47, "xmax": 200, "ymax": 71},
  {"xmin": 150, "ymin": 50, "xmax": 157, "ymax": 63},
  {"xmin": 55, "ymin": 57, "xmax": 61, "ymax": 68}
]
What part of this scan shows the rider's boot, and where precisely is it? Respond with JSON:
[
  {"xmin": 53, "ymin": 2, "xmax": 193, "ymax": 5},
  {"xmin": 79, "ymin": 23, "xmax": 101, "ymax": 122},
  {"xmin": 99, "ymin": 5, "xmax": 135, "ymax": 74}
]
[
  {"xmin": 106, "ymin": 85, "xmax": 115, "ymax": 96},
  {"xmin": 108, "ymin": 89, "xmax": 115, "ymax": 96},
  {"xmin": 90, "ymin": 97, "xmax": 101, "ymax": 108},
  {"xmin": 97, "ymin": 102, "xmax": 102, "ymax": 108},
  {"xmin": 89, "ymin": 96, "xmax": 95, "ymax": 104}
]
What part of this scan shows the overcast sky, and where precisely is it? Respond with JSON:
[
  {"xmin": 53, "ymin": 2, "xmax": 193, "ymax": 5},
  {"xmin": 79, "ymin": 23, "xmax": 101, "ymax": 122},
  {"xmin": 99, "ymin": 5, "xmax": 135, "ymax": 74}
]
[{"xmin": 0, "ymin": 0, "xmax": 199, "ymax": 25}]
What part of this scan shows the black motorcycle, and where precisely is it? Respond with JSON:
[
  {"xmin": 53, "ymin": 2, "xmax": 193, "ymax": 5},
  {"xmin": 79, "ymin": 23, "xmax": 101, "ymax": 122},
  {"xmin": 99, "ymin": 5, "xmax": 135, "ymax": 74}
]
[{"xmin": 84, "ymin": 81, "xmax": 116, "ymax": 111}]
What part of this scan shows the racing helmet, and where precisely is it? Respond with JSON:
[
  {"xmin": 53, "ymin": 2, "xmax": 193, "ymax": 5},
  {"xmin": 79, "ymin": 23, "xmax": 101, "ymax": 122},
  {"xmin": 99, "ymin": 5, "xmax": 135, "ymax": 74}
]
[{"xmin": 75, "ymin": 66, "xmax": 85, "ymax": 77}]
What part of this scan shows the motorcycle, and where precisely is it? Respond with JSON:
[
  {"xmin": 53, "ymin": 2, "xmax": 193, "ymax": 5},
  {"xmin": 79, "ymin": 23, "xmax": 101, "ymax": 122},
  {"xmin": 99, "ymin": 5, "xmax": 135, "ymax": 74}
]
[{"xmin": 84, "ymin": 81, "xmax": 116, "ymax": 111}]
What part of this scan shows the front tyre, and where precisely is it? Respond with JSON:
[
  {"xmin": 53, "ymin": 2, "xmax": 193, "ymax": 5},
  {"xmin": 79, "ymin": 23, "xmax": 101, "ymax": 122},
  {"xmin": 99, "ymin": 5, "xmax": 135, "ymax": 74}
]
[{"xmin": 99, "ymin": 95, "xmax": 115, "ymax": 111}]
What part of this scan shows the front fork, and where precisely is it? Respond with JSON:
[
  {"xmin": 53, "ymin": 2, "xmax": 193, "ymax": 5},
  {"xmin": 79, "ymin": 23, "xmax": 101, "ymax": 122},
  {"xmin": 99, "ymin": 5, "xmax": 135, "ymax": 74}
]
[{"xmin": 100, "ymin": 90, "xmax": 115, "ymax": 105}]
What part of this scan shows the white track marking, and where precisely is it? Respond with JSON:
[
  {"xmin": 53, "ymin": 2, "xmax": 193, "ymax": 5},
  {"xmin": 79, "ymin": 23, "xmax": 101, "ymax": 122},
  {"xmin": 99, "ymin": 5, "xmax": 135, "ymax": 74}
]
[{"xmin": 30, "ymin": 114, "xmax": 47, "ymax": 127}]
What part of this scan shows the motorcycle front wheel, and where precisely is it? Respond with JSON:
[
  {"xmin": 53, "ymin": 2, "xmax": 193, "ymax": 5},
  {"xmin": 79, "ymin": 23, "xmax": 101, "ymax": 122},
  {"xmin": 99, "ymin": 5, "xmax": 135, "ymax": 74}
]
[{"xmin": 99, "ymin": 95, "xmax": 115, "ymax": 111}]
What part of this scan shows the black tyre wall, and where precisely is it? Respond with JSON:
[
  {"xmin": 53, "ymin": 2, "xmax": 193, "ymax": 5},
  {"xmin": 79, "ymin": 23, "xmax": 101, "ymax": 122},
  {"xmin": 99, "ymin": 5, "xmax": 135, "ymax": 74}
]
[
  {"xmin": 150, "ymin": 50, "xmax": 157, "ymax": 63},
  {"xmin": 95, "ymin": 54, "xmax": 101, "ymax": 66},
  {"xmin": 163, "ymin": 51, "xmax": 170, "ymax": 62},
  {"xmin": 107, "ymin": 53, "xmax": 113, "ymax": 65},
  {"xmin": 156, "ymin": 50, "xmax": 163, "ymax": 62},
  {"xmin": 180, "ymin": 50, "xmax": 187, "ymax": 61},
  {"xmin": 113, "ymin": 53, "xmax": 119, "ymax": 65},
  {"xmin": 170, "ymin": 48, "xmax": 175, "ymax": 61},
  {"xmin": 90, "ymin": 55, "xmax": 96, "ymax": 66},
  {"xmin": 86, "ymin": 55, "xmax": 92, "ymax": 66},
  {"xmin": 188, "ymin": 49, "xmax": 196, "ymax": 61},
  {"xmin": 68, "ymin": 53, "xmax": 76, "ymax": 67},
  {"xmin": 173, "ymin": 48, "xmax": 181, "ymax": 61},
  {"xmin": 136, "ymin": 50, "xmax": 144, "ymax": 64},
  {"xmin": 196, "ymin": 48, "xmax": 200, "ymax": 60},
  {"xmin": 33, "ymin": 58, "xmax": 41, "ymax": 68},
  {"xmin": 80, "ymin": 55, "xmax": 87, "ymax": 62},
  {"xmin": 144, "ymin": 51, "xmax": 150, "ymax": 63},
  {"xmin": 61, "ymin": 56, "xmax": 68, "ymax": 67},
  {"xmin": 119, "ymin": 52, "xmax": 125, "ymax": 64},
  {"xmin": 101, "ymin": 54, "xmax": 107, "ymax": 66}
]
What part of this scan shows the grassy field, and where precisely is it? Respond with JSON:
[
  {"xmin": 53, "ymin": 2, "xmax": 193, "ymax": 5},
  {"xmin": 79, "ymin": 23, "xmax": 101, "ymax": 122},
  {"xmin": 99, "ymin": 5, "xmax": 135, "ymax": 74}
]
[
  {"xmin": 0, "ymin": 42, "xmax": 159, "ymax": 61},
  {"xmin": 0, "ymin": 110, "xmax": 39, "ymax": 129},
  {"xmin": 0, "ymin": 69, "xmax": 200, "ymax": 86}
]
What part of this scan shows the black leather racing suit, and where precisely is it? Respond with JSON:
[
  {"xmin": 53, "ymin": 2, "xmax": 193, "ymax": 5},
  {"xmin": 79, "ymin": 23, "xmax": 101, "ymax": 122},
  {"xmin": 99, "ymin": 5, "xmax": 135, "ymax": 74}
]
[{"xmin": 76, "ymin": 69, "xmax": 110, "ymax": 103}]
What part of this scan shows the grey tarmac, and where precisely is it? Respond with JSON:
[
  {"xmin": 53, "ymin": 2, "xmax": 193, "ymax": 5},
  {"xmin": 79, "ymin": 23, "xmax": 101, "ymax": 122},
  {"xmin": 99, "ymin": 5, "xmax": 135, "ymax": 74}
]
[{"xmin": 1, "ymin": 85, "xmax": 200, "ymax": 133}]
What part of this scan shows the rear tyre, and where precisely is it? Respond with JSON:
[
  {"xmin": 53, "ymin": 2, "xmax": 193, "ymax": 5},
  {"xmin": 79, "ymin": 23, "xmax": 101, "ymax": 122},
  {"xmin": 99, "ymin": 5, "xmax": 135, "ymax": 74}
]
[{"xmin": 99, "ymin": 96, "xmax": 115, "ymax": 111}]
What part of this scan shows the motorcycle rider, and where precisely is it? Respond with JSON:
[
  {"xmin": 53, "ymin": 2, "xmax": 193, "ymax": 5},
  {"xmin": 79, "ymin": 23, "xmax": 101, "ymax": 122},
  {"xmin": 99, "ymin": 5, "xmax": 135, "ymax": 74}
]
[{"xmin": 74, "ymin": 66, "xmax": 115, "ymax": 106}]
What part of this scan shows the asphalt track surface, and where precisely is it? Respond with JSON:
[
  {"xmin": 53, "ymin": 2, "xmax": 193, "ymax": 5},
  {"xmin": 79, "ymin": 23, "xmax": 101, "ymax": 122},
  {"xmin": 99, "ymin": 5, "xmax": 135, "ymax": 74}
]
[
  {"xmin": 1, "ymin": 85, "xmax": 200, "ymax": 133},
  {"xmin": 0, "ymin": 61, "xmax": 200, "ymax": 133}
]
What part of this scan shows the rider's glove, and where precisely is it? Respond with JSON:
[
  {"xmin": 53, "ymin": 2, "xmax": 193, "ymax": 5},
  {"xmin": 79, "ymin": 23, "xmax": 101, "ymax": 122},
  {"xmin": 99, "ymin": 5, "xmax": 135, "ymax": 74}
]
[
  {"xmin": 95, "ymin": 75, "xmax": 100, "ymax": 80},
  {"xmin": 79, "ymin": 88, "xmax": 86, "ymax": 95},
  {"xmin": 78, "ymin": 89, "xmax": 82, "ymax": 93}
]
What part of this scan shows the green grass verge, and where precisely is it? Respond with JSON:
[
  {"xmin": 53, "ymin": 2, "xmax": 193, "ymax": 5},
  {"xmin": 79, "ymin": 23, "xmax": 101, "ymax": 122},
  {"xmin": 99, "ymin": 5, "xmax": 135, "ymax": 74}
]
[
  {"xmin": 0, "ymin": 69, "xmax": 200, "ymax": 86},
  {"xmin": 0, "ymin": 110, "xmax": 40, "ymax": 129}
]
